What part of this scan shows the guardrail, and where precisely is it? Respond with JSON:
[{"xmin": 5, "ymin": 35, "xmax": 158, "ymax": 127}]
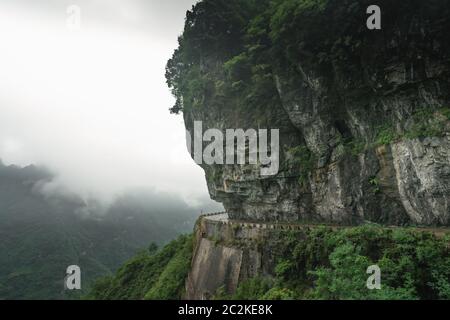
[
  {"xmin": 199, "ymin": 211, "xmax": 227, "ymax": 219},
  {"xmin": 206, "ymin": 219, "xmax": 318, "ymax": 231},
  {"xmin": 200, "ymin": 212, "xmax": 319, "ymax": 231},
  {"xmin": 199, "ymin": 212, "xmax": 450, "ymax": 236}
]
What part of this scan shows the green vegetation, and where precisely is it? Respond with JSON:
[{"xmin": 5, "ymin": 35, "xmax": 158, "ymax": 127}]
[
  {"xmin": 405, "ymin": 108, "xmax": 449, "ymax": 139},
  {"xmin": 86, "ymin": 235, "xmax": 193, "ymax": 300},
  {"xmin": 375, "ymin": 108, "xmax": 449, "ymax": 146},
  {"xmin": 214, "ymin": 277, "xmax": 276, "ymax": 300},
  {"xmin": 0, "ymin": 161, "xmax": 198, "ymax": 300},
  {"xmin": 86, "ymin": 225, "xmax": 450, "ymax": 301},
  {"xmin": 215, "ymin": 226, "xmax": 450, "ymax": 300},
  {"xmin": 340, "ymin": 106, "xmax": 450, "ymax": 155},
  {"xmin": 165, "ymin": 0, "xmax": 331, "ymax": 114},
  {"xmin": 369, "ymin": 176, "xmax": 381, "ymax": 194},
  {"xmin": 441, "ymin": 107, "xmax": 450, "ymax": 120},
  {"xmin": 167, "ymin": 0, "xmax": 449, "ymax": 116},
  {"xmin": 344, "ymin": 138, "xmax": 366, "ymax": 157},
  {"xmin": 166, "ymin": 0, "xmax": 263, "ymax": 114},
  {"xmin": 375, "ymin": 125, "xmax": 397, "ymax": 146},
  {"xmin": 287, "ymin": 146, "xmax": 316, "ymax": 185}
]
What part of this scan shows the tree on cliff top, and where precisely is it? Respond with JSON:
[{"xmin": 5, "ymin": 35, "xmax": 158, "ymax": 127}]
[{"xmin": 166, "ymin": 0, "xmax": 450, "ymax": 114}]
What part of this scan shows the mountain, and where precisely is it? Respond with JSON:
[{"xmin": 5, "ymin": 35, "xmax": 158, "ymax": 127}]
[
  {"xmin": 0, "ymin": 159, "xmax": 201, "ymax": 299},
  {"xmin": 89, "ymin": 0, "xmax": 450, "ymax": 301}
]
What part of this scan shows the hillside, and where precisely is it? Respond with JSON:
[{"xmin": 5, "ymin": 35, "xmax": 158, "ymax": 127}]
[
  {"xmin": 0, "ymin": 160, "xmax": 199, "ymax": 299},
  {"xmin": 88, "ymin": 215, "xmax": 450, "ymax": 300},
  {"xmin": 87, "ymin": 235, "xmax": 193, "ymax": 300}
]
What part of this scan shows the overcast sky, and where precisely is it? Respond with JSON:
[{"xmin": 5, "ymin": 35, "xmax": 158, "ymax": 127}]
[{"xmin": 0, "ymin": 0, "xmax": 220, "ymax": 207}]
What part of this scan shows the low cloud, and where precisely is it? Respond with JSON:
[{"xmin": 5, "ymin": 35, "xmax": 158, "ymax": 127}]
[{"xmin": 0, "ymin": 0, "xmax": 221, "ymax": 209}]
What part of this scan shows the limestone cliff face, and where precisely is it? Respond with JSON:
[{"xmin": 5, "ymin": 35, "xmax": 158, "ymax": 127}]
[
  {"xmin": 172, "ymin": 1, "xmax": 450, "ymax": 226},
  {"xmin": 186, "ymin": 215, "xmax": 274, "ymax": 299},
  {"xmin": 265, "ymin": 17, "xmax": 450, "ymax": 225}
]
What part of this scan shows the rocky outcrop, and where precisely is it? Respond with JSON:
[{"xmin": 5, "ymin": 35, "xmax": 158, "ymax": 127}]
[
  {"xmin": 185, "ymin": 215, "xmax": 272, "ymax": 299},
  {"xmin": 174, "ymin": 1, "xmax": 450, "ymax": 226},
  {"xmin": 391, "ymin": 138, "xmax": 450, "ymax": 225},
  {"xmin": 186, "ymin": 238, "xmax": 243, "ymax": 299}
]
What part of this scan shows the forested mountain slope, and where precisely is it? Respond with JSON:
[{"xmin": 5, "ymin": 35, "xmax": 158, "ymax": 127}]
[{"xmin": 0, "ymin": 160, "xmax": 198, "ymax": 299}]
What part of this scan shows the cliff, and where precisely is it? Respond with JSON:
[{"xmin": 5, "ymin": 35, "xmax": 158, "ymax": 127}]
[
  {"xmin": 86, "ymin": 1, "xmax": 450, "ymax": 301},
  {"xmin": 166, "ymin": 0, "xmax": 450, "ymax": 226}
]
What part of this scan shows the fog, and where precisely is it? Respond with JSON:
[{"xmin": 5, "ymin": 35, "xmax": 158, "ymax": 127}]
[{"xmin": 0, "ymin": 0, "xmax": 221, "ymax": 209}]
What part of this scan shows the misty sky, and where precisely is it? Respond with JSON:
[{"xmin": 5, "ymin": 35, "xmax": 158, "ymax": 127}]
[{"xmin": 0, "ymin": 0, "xmax": 220, "ymax": 207}]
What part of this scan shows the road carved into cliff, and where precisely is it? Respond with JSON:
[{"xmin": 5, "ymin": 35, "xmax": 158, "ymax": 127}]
[{"xmin": 200, "ymin": 212, "xmax": 450, "ymax": 237}]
